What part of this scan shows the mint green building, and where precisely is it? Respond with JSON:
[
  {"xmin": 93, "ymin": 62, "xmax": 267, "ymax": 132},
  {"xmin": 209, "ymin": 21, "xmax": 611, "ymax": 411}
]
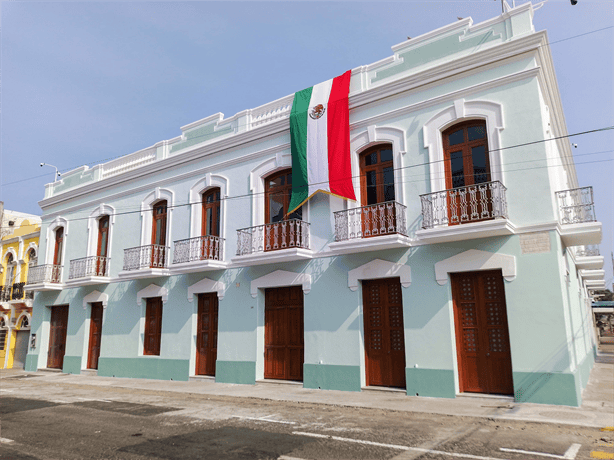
[{"xmin": 25, "ymin": 2, "xmax": 605, "ymax": 406}]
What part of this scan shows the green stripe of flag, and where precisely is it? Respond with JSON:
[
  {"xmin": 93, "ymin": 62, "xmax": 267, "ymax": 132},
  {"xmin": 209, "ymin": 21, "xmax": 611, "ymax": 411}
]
[{"xmin": 288, "ymin": 86, "xmax": 313, "ymax": 213}]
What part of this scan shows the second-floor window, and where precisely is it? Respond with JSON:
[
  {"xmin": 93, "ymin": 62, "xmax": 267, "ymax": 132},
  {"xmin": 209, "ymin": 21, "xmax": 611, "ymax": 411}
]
[
  {"xmin": 4, "ymin": 254, "xmax": 15, "ymax": 286},
  {"xmin": 202, "ymin": 189, "xmax": 221, "ymax": 237},
  {"xmin": 152, "ymin": 201, "xmax": 168, "ymax": 247},
  {"xmin": 443, "ymin": 121, "xmax": 490, "ymax": 189},
  {"xmin": 54, "ymin": 227, "xmax": 64, "ymax": 266},
  {"xmin": 97, "ymin": 216, "xmax": 110, "ymax": 276},
  {"xmin": 265, "ymin": 169, "xmax": 302, "ymax": 223},
  {"xmin": 360, "ymin": 145, "xmax": 395, "ymax": 206}
]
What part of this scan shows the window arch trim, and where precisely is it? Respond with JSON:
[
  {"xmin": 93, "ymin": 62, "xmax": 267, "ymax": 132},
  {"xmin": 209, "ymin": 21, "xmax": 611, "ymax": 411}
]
[
  {"xmin": 45, "ymin": 216, "xmax": 68, "ymax": 267},
  {"xmin": 188, "ymin": 174, "xmax": 228, "ymax": 240},
  {"xmin": 423, "ymin": 99, "xmax": 504, "ymax": 193},
  {"xmin": 87, "ymin": 204, "xmax": 116, "ymax": 259},
  {"xmin": 140, "ymin": 188, "xmax": 174, "ymax": 248}
]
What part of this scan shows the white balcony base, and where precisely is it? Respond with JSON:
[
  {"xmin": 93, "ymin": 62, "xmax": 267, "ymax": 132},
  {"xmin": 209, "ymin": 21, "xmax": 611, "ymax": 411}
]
[
  {"xmin": 170, "ymin": 259, "xmax": 228, "ymax": 274},
  {"xmin": 7, "ymin": 299, "xmax": 34, "ymax": 309},
  {"xmin": 579, "ymin": 269, "xmax": 606, "ymax": 281},
  {"xmin": 558, "ymin": 222, "xmax": 602, "ymax": 247},
  {"xmin": 585, "ymin": 279, "xmax": 606, "ymax": 290},
  {"xmin": 416, "ymin": 218, "xmax": 514, "ymax": 244},
  {"xmin": 65, "ymin": 276, "xmax": 111, "ymax": 288},
  {"xmin": 117, "ymin": 268, "xmax": 171, "ymax": 280},
  {"xmin": 328, "ymin": 234, "xmax": 412, "ymax": 255},
  {"xmin": 25, "ymin": 283, "xmax": 64, "ymax": 292},
  {"xmin": 232, "ymin": 248, "xmax": 313, "ymax": 267},
  {"xmin": 574, "ymin": 255, "xmax": 604, "ymax": 271}
]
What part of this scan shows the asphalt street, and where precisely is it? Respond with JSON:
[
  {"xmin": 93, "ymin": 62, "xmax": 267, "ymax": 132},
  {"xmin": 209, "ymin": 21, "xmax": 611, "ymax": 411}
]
[{"xmin": 1, "ymin": 373, "xmax": 612, "ymax": 459}]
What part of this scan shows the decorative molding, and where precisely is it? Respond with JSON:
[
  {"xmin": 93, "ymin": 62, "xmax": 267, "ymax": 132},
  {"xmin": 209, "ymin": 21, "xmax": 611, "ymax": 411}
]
[
  {"xmin": 348, "ymin": 259, "xmax": 412, "ymax": 291},
  {"xmin": 350, "ymin": 125, "xmax": 407, "ymax": 208},
  {"xmin": 423, "ymin": 99, "xmax": 504, "ymax": 194},
  {"xmin": 249, "ymin": 154, "xmax": 292, "ymax": 227},
  {"xmin": 44, "ymin": 216, "xmax": 68, "ymax": 267},
  {"xmin": 250, "ymin": 270, "xmax": 311, "ymax": 298},
  {"xmin": 15, "ymin": 312, "xmax": 31, "ymax": 330},
  {"xmin": 87, "ymin": 203, "xmax": 116, "ymax": 259},
  {"xmin": 188, "ymin": 174, "xmax": 229, "ymax": 241},
  {"xmin": 38, "ymin": 30, "xmax": 547, "ymax": 211},
  {"xmin": 140, "ymin": 188, "xmax": 174, "ymax": 248},
  {"xmin": 434, "ymin": 249, "xmax": 516, "ymax": 285},
  {"xmin": 136, "ymin": 284, "xmax": 168, "ymax": 305},
  {"xmin": 82, "ymin": 290, "xmax": 109, "ymax": 309},
  {"xmin": 3, "ymin": 247, "xmax": 18, "ymax": 262},
  {"xmin": 187, "ymin": 278, "xmax": 226, "ymax": 301}
]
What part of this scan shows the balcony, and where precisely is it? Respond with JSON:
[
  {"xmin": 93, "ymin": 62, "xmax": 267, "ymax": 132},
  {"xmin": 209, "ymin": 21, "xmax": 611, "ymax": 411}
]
[
  {"xmin": 573, "ymin": 245, "xmax": 604, "ymax": 271},
  {"xmin": 65, "ymin": 256, "xmax": 111, "ymax": 287},
  {"xmin": 171, "ymin": 236, "xmax": 227, "ymax": 274},
  {"xmin": 0, "ymin": 282, "xmax": 34, "ymax": 308},
  {"xmin": 117, "ymin": 244, "xmax": 170, "ymax": 279},
  {"xmin": 416, "ymin": 181, "xmax": 514, "ymax": 243},
  {"xmin": 232, "ymin": 219, "xmax": 312, "ymax": 266},
  {"xmin": 25, "ymin": 265, "xmax": 64, "ymax": 291},
  {"xmin": 0, "ymin": 285, "xmax": 11, "ymax": 302},
  {"xmin": 556, "ymin": 186, "xmax": 602, "ymax": 246},
  {"xmin": 329, "ymin": 201, "xmax": 411, "ymax": 254}
]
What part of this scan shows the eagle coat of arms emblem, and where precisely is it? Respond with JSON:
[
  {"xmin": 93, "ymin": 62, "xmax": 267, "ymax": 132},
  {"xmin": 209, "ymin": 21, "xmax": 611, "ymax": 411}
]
[{"xmin": 309, "ymin": 104, "xmax": 326, "ymax": 120}]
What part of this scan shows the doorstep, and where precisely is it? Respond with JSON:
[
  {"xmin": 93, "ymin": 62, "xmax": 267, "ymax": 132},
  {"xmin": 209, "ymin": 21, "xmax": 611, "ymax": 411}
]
[
  {"xmin": 361, "ymin": 386, "xmax": 406, "ymax": 393},
  {"xmin": 80, "ymin": 369, "xmax": 98, "ymax": 377},
  {"xmin": 256, "ymin": 379, "xmax": 303, "ymax": 386},
  {"xmin": 189, "ymin": 375, "xmax": 215, "ymax": 382},
  {"xmin": 37, "ymin": 368, "xmax": 64, "ymax": 373},
  {"xmin": 457, "ymin": 392, "xmax": 515, "ymax": 401}
]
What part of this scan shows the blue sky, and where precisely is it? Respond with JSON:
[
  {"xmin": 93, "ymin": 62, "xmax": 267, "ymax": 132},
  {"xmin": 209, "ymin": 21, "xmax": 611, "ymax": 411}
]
[{"xmin": 1, "ymin": 0, "xmax": 612, "ymax": 284}]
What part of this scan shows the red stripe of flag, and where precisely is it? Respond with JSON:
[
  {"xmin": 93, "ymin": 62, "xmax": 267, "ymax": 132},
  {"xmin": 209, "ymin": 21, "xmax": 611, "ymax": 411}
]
[{"xmin": 327, "ymin": 70, "xmax": 356, "ymax": 201}]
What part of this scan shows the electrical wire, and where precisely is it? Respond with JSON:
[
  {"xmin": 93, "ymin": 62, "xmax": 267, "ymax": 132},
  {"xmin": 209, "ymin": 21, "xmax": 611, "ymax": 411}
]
[{"xmin": 8, "ymin": 24, "xmax": 611, "ymax": 179}]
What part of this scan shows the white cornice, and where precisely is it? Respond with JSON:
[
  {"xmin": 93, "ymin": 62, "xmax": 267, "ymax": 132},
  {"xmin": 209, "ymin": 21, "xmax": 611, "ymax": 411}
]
[{"xmin": 40, "ymin": 30, "xmax": 550, "ymax": 211}]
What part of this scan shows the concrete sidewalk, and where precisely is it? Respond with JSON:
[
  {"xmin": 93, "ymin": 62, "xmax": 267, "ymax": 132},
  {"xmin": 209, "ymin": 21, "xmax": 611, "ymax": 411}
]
[{"xmin": 3, "ymin": 352, "xmax": 613, "ymax": 429}]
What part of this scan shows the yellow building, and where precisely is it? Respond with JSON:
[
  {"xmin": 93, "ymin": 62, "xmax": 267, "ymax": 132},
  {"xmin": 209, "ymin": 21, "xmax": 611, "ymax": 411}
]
[{"xmin": 0, "ymin": 208, "xmax": 41, "ymax": 369}]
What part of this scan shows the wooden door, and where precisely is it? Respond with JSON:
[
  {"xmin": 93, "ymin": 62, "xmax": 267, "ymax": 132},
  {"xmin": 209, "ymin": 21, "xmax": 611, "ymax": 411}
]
[
  {"xmin": 144, "ymin": 297, "xmax": 163, "ymax": 355},
  {"xmin": 87, "ymin": 302, "xmax": 103, "ymax": 369},
  {"xmin": 151, "ymin": 201, "xmax": 167, "ymax": 267},
  {"xmin": 363, "ymin": 278, "xmax": 406, "ymax": 388},
  {"xmin": 264, "ymin": 170, "xmax": 302, "ymax": 251},
  {"xmin": 97, "ymin": 216, "xmax": 109, "ymax": 276},
  {"xmin": 443, "ymin": 122, "xmax": 492, "ymax": 224},
  {"xmin": 196, "ymin": 293, "xmax": 218, "ymax": 376},
  {"xmin": 265, "ymin": 286, "xmax": 304, "ymax": 381},
  {"xmin": 452, "ymin": 270, "xmax": 513, "ymax": 395},
  {"xmin": 360, "ymin": 146, "xmax": 396, "ymax": 237},
  {"xmin": 47, "ymin": 305, "xmax": 69, "ymax": 369}
]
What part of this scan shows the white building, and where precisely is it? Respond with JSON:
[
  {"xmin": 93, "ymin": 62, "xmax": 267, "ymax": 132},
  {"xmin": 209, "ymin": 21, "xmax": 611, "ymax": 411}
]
[{"xmin": 25, "ymin": 3, "xmax": 605, "ymax": 406}]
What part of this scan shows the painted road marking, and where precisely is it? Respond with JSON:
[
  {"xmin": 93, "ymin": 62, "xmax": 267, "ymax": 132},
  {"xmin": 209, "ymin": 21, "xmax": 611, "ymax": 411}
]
[
  {"xmin": 590, "ymin": 452, "xmax": 614, "ymax": 459},
  {"xmin": 0, "ymin": 438, "xmax": 14, "ymax": 444},
  {"xmin": 500, "ymin": 443, "xmax": 582, "ymax": 459},
  {"xmin": 232, "ymin": 415, "xmax": 296, "ymax": 425},
  {"xmin": 0, "ymin": 389, "xmax": 14, "ymax": 392},
  {"xmin": 292, "ymin": 431, "xmax": 508, "ymax": 460}
]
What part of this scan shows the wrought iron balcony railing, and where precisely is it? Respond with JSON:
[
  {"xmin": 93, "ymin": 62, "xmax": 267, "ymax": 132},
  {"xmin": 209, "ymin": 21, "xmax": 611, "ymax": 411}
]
[
  {"xmin": 0, "ymin": 285, "xmax": 11, "ymax": 302},
  {"xmin": 122, "ymin": 244, "xmax": 169, "ymax": 271},
  {"xmin": 420, "ymin": 181, "xmax": 508, "ymax": 229},
  {"xmin": 10, "ymin": 282, "xmax": 27, "ymax": 300},
  {"xmin": 26, "ymin": 265, "xmax": 63, "ymax": 284},
  {"xmin": 334, "ymin": 201, "xmax": 408, "ymax": 242},
  {"xmin": 236, "ymin": 219, "xmax": 310, "ymax": 256},
  {"xmin": 556, "ymin": 186, "xmax": 596, "ymax": 225},
  {"xmin": 173, "ymin": 235, "xmax": 224, "ymax": 264},
  {"xmin": 69, "ymin": 256, "xmax": 111, "ymax": 279},
  {"xmin": 575, "ymin": 245, "xmax": 600, "ymax": 258}
]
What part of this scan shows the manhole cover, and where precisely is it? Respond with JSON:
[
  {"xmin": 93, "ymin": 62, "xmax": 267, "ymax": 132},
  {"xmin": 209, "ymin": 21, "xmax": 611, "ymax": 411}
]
[{"xmin": 539, "ymin": 411, "xmax": 589, "ymax": 420}]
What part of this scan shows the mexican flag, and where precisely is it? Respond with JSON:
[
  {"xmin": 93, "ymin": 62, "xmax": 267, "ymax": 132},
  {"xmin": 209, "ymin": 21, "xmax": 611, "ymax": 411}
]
[{"xmin": 287, "ymin": 70, "xmax": 356, "ymax": 214}]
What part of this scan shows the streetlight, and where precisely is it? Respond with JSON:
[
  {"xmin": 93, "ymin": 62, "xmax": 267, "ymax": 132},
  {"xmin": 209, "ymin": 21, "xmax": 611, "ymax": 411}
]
[{"xmin": 40, "ymin": 163, "xmax": 61, "ymax": 181}]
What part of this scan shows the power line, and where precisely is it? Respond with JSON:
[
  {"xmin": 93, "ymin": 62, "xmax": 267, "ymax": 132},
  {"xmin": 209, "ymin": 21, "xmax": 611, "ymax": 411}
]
[
  {"xmin": 1, "ymin": 154, "xmax": 610, "ymax": 229},
  {"xmin": 19, "ymin": 24, "xmax": 614, "ymax": 177}
]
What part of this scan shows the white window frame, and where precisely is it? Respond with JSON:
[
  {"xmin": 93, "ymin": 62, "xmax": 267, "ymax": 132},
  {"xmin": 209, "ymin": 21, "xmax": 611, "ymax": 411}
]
[
  {"xmin": 86, "ymin": 204, "xmax": 116, "ymax": 259},
  {"xmin": 188, "ymin": 174, "xmax": 229, "ymax": 257},
  {"xmin": 349, "ymin": 125, "xmax": 407, "ymax": 208},
  {"xmin": 423, "ymin": 99, "xmax": 505, "ymax": 193},
  {"xmin": 140, "ymin": 188, "xmax": 174, "ymax": 248},
  {"xmin": 45, "ymin": 216, "xmax": 69, "ymax": 267}
]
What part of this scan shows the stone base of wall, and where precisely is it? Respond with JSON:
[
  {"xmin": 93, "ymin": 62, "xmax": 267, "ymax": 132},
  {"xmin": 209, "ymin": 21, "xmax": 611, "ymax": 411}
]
[
  {"xmin": 215, "ymin": 360, "xmax": 256, "ymax": 385},
  {"xmin": 303, "ymin": 364, "xmax": 361, "ymax": 392},
  {"xmin": 97, "ymin": 357, "xmax": 190, "ymax": 381},
  {"xmin": 406, "ymin": 368, "xmax": 456, "ymax": 398}
]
